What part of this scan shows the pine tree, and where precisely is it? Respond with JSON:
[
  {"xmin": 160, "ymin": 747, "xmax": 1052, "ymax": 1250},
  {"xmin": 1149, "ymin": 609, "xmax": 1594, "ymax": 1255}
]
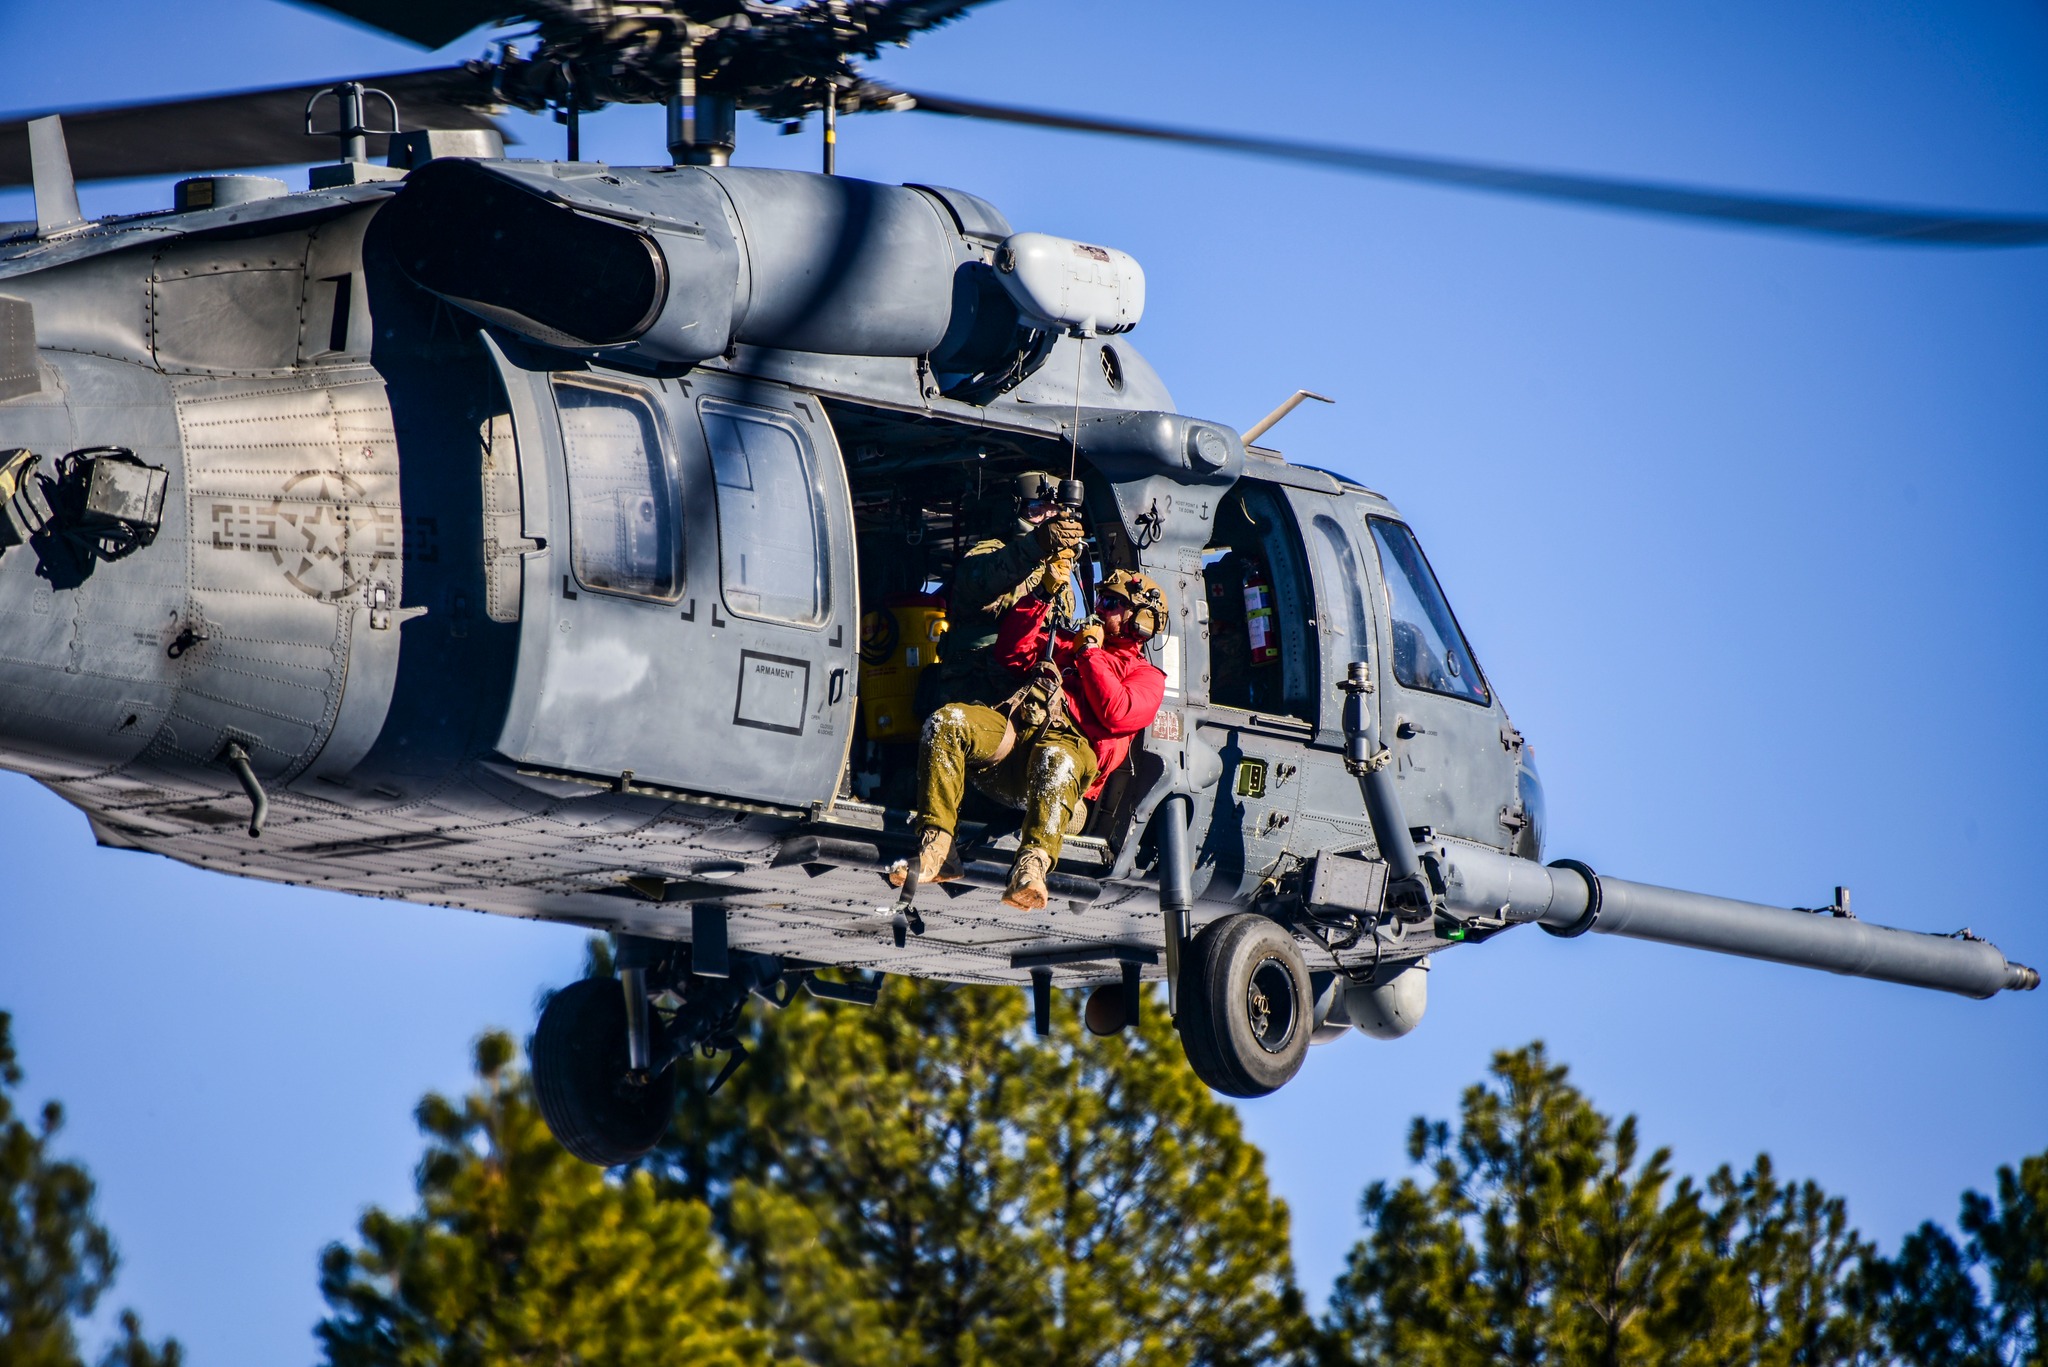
[
  {"xmin": 0, "ymin": 1011, "xmax": 181, "ymax": 1367},
  {"xmin": 1962, "ymin": 1150, "xmax": 2048, "ymax": 1366},
  {"xmin": 315, "ymin": 962, "xmax": 2044, "ymax": 1367},
  {"xmin": 316, "ymin": 1029, "xmax": 767, "ymax": 1367},
  {"xmin": 648, "ymin": 969, "xmax": 1309, "ymax": 1367},
  {"xmin": 1859, "ymin": 1148, "xmax": 2048, "ymax": 1367},
  {"xmin": 323, "ymin": 941, "xmax": 1307, "ymax": 1366},
  {"xmin": 1702, "ymin": 1155, "xmax": 1876, "ymax": 1366},
  {"xmin": 1318, "ymin": 1042, "xmax": 1882, "ymax": 1367}
]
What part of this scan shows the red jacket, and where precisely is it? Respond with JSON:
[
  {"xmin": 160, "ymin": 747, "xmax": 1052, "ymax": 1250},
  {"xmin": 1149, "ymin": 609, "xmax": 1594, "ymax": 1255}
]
[{"xmin": 995, "ymin": 595, "xmax": 1167, "ymax": 798}]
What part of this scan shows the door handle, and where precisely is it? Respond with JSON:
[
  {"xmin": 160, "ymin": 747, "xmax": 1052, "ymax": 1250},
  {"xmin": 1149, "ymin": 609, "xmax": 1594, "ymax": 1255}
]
[{"xmin": 828, "ymin": 667, "xmax": 846, "ymax": 704}]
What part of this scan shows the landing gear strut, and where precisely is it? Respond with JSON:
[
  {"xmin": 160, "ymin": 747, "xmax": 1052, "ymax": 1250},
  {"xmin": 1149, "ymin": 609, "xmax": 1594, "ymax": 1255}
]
[
  {"xmin": 1151, "ymin": 795, "xmax": 1311, "ymax": 1096},
  {"xmin": 530, "ymin": 935, "xmax": 784, "ymax": 1166}
]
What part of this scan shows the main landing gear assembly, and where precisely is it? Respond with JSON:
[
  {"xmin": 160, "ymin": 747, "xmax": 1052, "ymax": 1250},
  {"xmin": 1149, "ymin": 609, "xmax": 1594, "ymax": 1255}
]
[
  {"xmin": 1148, "ymin": 789, "xmax": 1318, "ymax": 1100},
  {"xmin": 1173, "ymin": 913, "xmax": 1314, "ymax": 1098},
  {"xmin": 531, "ymin": 933, "xmax": 787, "ymax": 1166},
  {"xmin": 532, "ymin": 976, "xmax": 680, "ymax": 1166},
  {"xmin": 531, "ymin": 928, "xmax": 890, "ymax": 1166}
]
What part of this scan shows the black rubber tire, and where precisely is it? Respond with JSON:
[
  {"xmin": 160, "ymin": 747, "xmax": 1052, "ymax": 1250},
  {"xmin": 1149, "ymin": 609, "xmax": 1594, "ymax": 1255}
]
[
  {"xmin": 1174, "ymin": 919, "xmax": 1232, "ymax": 1084},
  {"xmin": 1174, "ymin": 913, "xmax": 1312, "ymax": 1098},
  {"xmin": 531, "ymin": 977, "xmax": 677, "ymax": 1167}
]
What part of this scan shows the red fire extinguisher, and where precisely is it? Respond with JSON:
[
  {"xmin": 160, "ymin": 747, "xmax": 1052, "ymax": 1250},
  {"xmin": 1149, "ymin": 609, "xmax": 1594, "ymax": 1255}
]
[{"xmin": 1242, "ymin": 559, "xmax": 1279, "ymax": 666}]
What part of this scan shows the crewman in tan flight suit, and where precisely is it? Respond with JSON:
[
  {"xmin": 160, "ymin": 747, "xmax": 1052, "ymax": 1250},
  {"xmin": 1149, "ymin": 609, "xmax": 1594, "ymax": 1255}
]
[
  {"xmin": 931, "ymin": 471, "xmax": 1087, "ymax": 708},
  {"xmin": 894, "ymin": 568, "xmax": 1169, "ymax": 910}
]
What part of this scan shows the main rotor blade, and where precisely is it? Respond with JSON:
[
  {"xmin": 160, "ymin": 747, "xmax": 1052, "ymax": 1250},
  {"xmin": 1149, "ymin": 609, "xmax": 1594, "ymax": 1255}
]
[
  {"xmin": 897, "ymin": 89, "xmax": 2048, "ymax": 247},
  {"xmin": 858, "ymin": 0, "xmax": 1002, "ymax": 44},
  {"xmin": 0, "ymin": 68, "xmax": 506, "ymax": 190},
  {"xmin": 283, "ymin": 0, "xmax": 516, "ymax": 50}
]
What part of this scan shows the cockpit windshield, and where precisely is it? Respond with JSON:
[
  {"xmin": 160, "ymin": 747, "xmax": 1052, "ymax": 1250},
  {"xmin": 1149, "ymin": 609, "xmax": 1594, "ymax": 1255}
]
[{"xmin": 1366, "ymin": 516, "xmax": 1490, "ymax": 706}]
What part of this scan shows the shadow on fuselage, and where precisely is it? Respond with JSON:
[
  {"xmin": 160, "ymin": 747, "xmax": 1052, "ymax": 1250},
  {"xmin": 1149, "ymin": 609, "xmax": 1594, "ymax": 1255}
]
[{"xmin": 341, "ymin": 212, "xmax": 525, "ymax": 803}]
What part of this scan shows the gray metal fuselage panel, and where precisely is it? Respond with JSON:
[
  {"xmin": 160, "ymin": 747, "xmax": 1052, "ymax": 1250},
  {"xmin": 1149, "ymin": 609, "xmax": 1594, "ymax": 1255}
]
[{"xmin": 0, "ymin": 169, "xmax": 1517, "ymax": 990}]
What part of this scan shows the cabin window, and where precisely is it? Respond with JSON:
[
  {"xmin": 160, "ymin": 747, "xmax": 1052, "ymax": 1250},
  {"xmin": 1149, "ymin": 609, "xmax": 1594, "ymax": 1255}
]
[
  {"xmin": 554, "ymin": 379, "xmax": 682, "ymax": 602},
  {"xmin": 702, "ymin": 400, "xmax": 829, "ymax": 626},
  {"xmin": 1201, "ymin": 482, "xmax": 1316, "ymax": 719},
  {"xmin": 1366, "ymin": 516, "xmax": 1489, "ymax": 706}
]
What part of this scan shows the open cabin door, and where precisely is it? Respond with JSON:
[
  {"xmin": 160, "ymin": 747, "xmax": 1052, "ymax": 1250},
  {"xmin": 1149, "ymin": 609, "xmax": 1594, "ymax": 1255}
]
[
  {"xmin": 487, "ymin": 344, "xmax": 856, "ymax": 808},
  {"xmin": 1193, "ymin": 478, "xmax": 1320, "ymax": 894}
]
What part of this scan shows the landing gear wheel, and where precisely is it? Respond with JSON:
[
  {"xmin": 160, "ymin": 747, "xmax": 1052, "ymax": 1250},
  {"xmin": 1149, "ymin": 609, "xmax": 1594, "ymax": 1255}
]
[
  {"xmin": 531, "ymin": 977, "xmax": 677, "ymax": 1166},
  {"xmin": 1175, "ymin": 913, "xmax": 1312, "ymax": 1098}
]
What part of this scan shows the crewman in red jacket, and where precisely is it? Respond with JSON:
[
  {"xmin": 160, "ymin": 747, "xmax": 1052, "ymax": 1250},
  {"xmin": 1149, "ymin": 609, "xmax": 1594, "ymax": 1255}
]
[{"xmin": 893, "ymin": 569, "xmax": 1169, "ymax": 910}]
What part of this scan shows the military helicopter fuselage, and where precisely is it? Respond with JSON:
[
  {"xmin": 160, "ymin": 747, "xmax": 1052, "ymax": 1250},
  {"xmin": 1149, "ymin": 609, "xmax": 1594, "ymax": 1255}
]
[{"xmin": 0, "ymin": 140, "xmax": 2032, "ymax": 1115}]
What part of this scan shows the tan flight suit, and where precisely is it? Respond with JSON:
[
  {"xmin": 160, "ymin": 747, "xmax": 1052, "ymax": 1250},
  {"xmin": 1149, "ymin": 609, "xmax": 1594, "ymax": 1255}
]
[
  {"xmin": 915, "ymin": 702, "xmax": 1099, "ymax": 865},
  {"xmin": 935, "ymin": 531, "xmax": 1072, "ymax": 707}
]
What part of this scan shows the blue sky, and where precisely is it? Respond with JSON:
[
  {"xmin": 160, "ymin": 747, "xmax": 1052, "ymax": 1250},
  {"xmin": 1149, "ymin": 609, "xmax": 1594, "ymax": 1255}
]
[{"xmin": 2, "ymin": 1, "xmax": 2045, "ymax": 1361}]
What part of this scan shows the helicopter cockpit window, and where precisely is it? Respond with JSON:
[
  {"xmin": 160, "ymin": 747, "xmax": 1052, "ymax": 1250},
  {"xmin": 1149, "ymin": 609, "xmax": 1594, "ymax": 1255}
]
[
  {"xmin": 702, "ymin": 401, "xmax": 829, "ymax": 626},
  {"xmin": 1366, "ymin": 516, "xmax": 1490, "ymax": 706},
  {"xmin": 554, "ymin": 379, "xmax": 682, "ymax": 602}
]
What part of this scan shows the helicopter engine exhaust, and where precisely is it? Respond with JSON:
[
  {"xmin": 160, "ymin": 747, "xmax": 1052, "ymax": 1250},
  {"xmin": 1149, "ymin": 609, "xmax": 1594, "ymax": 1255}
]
[
  {"xmin": 1423, "ymin": 838, "xmax": 2038, "ymax": 999},
  {"xmin": 383, "ymin": 158, "xmax": 973, "ymax": 362}
]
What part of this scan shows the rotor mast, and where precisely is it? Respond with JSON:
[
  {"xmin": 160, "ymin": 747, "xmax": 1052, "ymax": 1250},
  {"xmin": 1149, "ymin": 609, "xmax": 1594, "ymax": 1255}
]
[{"xmin": 666, "ymin": 33, "xmax": 736, "ymax": 167}]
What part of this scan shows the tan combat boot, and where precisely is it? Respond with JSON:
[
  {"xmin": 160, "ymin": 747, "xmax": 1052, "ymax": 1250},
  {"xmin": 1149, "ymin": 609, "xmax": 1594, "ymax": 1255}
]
[
  {"xmin": 1002, "ymin": 847, "xmax": 1053, "ymax": 911},
  {"xmin": 889, "ymin": 827, "xmax": 962, "ymax": 888}
]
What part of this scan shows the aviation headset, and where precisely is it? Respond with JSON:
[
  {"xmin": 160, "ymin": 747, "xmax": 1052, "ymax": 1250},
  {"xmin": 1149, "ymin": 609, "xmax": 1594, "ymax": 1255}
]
[{"xmin": 1097, "ymin": 569, "xmax": 1167, "ymax": 641}]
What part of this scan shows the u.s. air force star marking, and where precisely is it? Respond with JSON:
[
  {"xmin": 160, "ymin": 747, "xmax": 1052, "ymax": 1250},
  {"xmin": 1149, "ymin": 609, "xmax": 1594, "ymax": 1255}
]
[{"xmin": 206, "ymin": 469, "xmax": 398, "ymax": 602}]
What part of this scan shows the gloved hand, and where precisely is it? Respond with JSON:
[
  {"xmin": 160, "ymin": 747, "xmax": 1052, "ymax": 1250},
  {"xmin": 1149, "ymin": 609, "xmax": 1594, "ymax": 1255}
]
[
  {"xmin": 1036, "ymin": 514, "xmax": 1085, "ymax": 555},
  {"xmin": 0, "ymin": 450, "xmax": 35, "ymax": 503},
  {"xmin": 1075, "ymin": 621, "xmax": 1105, "ymax": 651},
  {"xmin": 1031, "ymin": 658, "xmax": 1065, "ymax": 689},
  {"xmin": 1034, "ymin": 547, "xmax": 1076, "ymax": 598}
]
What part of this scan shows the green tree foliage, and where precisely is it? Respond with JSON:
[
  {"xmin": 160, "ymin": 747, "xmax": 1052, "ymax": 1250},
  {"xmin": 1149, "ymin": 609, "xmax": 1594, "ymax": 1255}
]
[
  {"xmin": 654, "ymin": 971, "xmax": 1307, "ymax": 1367},
  {"xmin": 319, "ymin": 951, "xmax": 2045, "ymax": 1367},
  {"xmin": 1702, "ymin": 1155, "xmax": 1875, "ymax": 1366},
  {"xmin": 1319, "ymin": 1042, "xmax": 1880, "ymax": 1367},
  {"xmin": 320, "ymin": 945, "xmax": 1305, "ymax": 1367},
  {"xmin": 316, "ymin": 1029, "xmax": 766, "ymax": 1367},
  {"xmin": 1859, "ymin": 1149, "xmax": 2048, "ymax": 1367},
  {"xmin": 1964, "ymin": 1152, "xmax": 2048, "ymax": 1366},
  {"xmin": 0, "ymin": 1011, "xmax": 181, "ymax": 1367}
]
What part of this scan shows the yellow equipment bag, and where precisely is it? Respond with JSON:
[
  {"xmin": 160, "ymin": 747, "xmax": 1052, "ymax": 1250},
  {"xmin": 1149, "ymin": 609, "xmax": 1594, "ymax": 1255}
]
[{"xmin": 858, "ymin": 598, "xmax": 947, "ymax": 740}]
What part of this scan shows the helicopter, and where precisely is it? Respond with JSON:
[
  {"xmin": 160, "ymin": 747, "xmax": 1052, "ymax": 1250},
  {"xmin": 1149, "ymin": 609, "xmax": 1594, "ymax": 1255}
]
[{"xmin": 0, "ymin": 0, "xmax": 2037, "ymax": 1169}]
